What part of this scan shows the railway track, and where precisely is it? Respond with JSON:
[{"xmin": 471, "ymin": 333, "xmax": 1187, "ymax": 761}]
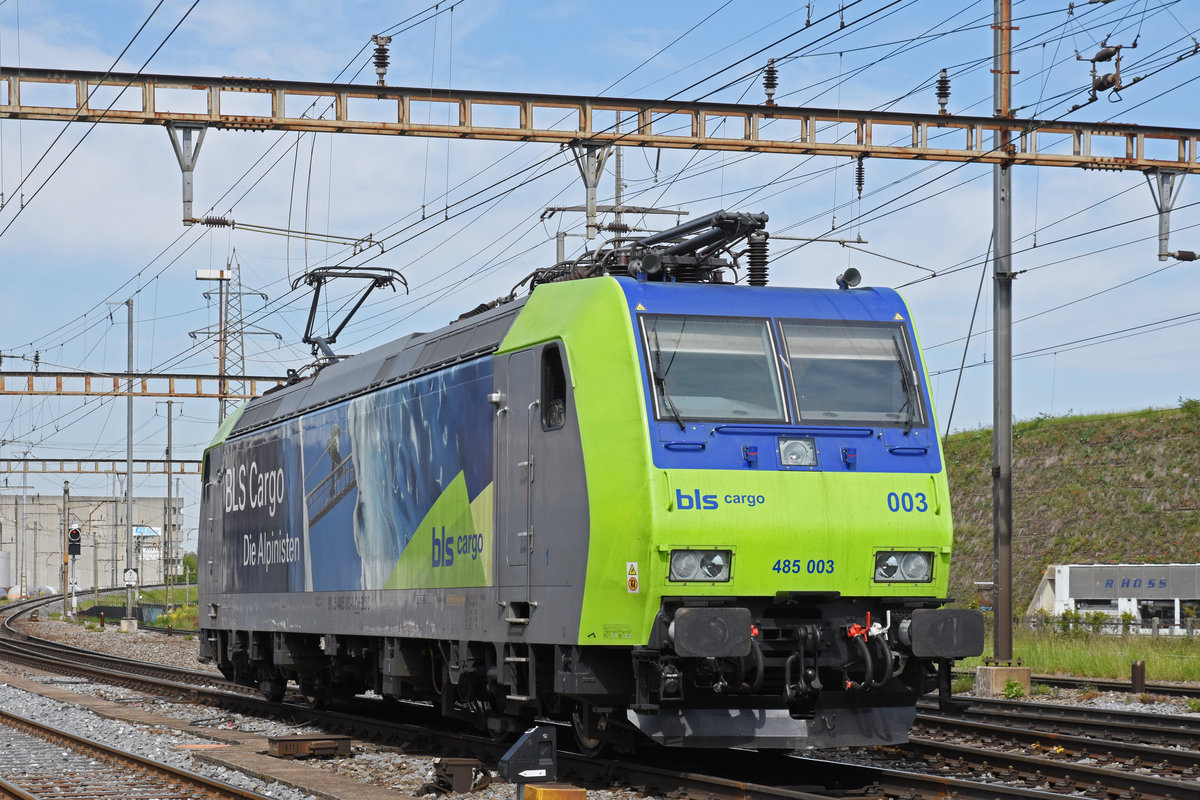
[
  {"xmin": 915, "ymin": 710, "xmax": 1200, "ymax": 774},
  {"xmin": 0, "ymin": 707, "xmax": 277, "ymax": 800},
  {"xmin": 920, "ymin": 694, "xmax": 1200, "ymax": 748},
  {"xmin": 954, "ymin": 669, "xmax": 1200, "ymax": 700},
  {"xmin": 3, "ymin": 596, "xmax": 1198, "ymax": 800}
]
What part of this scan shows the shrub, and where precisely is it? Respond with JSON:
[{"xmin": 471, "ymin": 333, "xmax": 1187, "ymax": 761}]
[
  {"xmin": 1002, "ymin": 678, "xmax": 1025, "ymax": 700},
  {"xmin": 161, "ymin": 605, "xmax": 199, "ymax": 630},
  {"xmin": 1058, "ymin": 608, "xmax": 1081, "ymax": 635},
  {"xmin": 1179, "ymin": 396, "xmax": 1200, "ymax": 417}
]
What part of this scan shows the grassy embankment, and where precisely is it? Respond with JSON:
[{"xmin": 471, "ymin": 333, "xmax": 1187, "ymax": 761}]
[
  {"xmin": 943, "ymin": 402, "xmax": 1200, "ymax": 686},
  {"xmin": 943, "ymin": 403, "xmax": 1200, "ymax": 611}
]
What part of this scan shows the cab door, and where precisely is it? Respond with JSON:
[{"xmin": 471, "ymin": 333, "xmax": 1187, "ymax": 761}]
[
  {"xmin": 496, "ymin": 348, "xmax": 537, "ymax": 601},
  {"xmin": 494, "ymin": 343, "xmax": 578, "ymax": 604}
]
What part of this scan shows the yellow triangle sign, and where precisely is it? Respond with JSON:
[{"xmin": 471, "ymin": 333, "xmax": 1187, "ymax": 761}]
[
  {"xmin": 636, "ymin": 303, "xmax": 646, "ymax": 311},
  {"xmin": 894, "ymin": 313, "xmax": 904, "ymax": 321}
]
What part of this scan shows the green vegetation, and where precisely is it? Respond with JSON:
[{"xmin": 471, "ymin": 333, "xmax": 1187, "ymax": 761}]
[
  {"xmin": 73, "ymin": 585, "xmax": 197, "ymax": 611},
  {"xmin": 944, "ymin": 404, "xmax": 1200, "ymax": 613},
  {"xmin": 1002, "ymin": 678, "xmax": 1025, "ymax": 700},
  {"xmin": 960, "ymin": 626, "xmax": 1200, "ymax": 683},
  {"xmin": 181, "ymin": 552, "xmax": 199, "ymax": 585},
  {"xmin": 135, "ymin": 586, "xmax": 198, "ymax": 606},
  {"xmin": 63, "ymin": 584, "xmax": 199, "ymax": 630},
  {"xmin": 160, "ymin": 604, "xmax": 199, "ymax": 629}
]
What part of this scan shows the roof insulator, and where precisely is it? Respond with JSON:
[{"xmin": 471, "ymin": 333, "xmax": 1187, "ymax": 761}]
[
  {"xmin": 747, "ymin": 231, "xmax": 769, "ymax": 286},
  {"xmin": 372, "ymin": 34, "xmax": 392, "ymax": 87},
  {"xmin": 936, "ymin": 68, "xmax": 951, "ymax": 115},
  {"xmin": 763, "ymin": 58, "xmax": 778, "ymax": 106}
]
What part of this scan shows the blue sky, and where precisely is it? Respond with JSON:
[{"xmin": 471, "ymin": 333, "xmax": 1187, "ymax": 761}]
[{"xmin": 2, "ymin": 1, "xmax": 1199, "ymax": 549}]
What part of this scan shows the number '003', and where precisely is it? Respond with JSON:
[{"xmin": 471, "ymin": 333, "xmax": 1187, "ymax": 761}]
[{"xmin": 887, "ymin": 492, "xmax": 927, "ymax": 513}]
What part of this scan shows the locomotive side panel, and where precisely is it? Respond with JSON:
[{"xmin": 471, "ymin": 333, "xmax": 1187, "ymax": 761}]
[{"xmin": 202, "ymin": 357, "xmax": 503, "ymax": 639}]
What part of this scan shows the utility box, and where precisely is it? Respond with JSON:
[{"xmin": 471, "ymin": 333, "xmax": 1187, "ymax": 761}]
[
  {"xmin": 267, "ymin": 734, "xmax": 352, "ymax": 759},
  {"xmin": 498, "ymin": 726, "xmax": 557, "ymax": 785}
]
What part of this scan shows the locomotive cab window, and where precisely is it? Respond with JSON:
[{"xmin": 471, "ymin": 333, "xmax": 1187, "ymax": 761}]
[
  {"xmin": 781, "ymin": 319, "xmax": 926, "ymax": 428},
  {"xmin": 640, "ymin": 315, "xmax": 786, "ymax": 423},
  {"xmin": 541, "ymin": 344, "xmax": 568, "ymax": 430}
]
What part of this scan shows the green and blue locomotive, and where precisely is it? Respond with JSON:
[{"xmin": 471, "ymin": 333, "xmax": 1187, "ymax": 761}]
[{"xmin": 198, "ymin": 212, "xmax": 983, "ymax": 750}]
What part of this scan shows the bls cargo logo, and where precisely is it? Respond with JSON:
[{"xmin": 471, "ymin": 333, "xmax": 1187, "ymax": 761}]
[
  {"xmin": 431, "ymin": 525, "xmax": 486, "ymax": 567},
  {"xmin": 675, "ymin": 489, "xmax": 766, "ymax": 510},
  {"xmin": 223, "ymin": 461, "xmax": 286, "ymax": 518}
]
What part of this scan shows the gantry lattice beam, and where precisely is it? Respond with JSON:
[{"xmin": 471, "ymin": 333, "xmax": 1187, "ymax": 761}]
[
  {"xmin": 0, "ymin": 458, "xmax": 201, "ymax": 475},
  {"xmin": 0, "ymin": 370, "xmax": 285, "ymax": 398},
  {"xmin": 3, "ymin": 66, "xmax": 1200, "ymax": 172}
]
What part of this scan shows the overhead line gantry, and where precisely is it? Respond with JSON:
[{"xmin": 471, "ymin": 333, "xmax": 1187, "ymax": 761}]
[
  {"xmin": 0, "ymin": 370, "xmax": 284, "ymax": 399},
  {"xmin": 0, "ymin": 458, "xmax": 201, "ymax": 475},
  {"xmin": 2, "ymin": 66, "xmax": 1199, "ymax": 173}
]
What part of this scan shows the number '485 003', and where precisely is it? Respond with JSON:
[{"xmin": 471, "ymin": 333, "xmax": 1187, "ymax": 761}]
[{"xmin": 772, "ymin": 559, "xmax": 834, "ymax": 574}]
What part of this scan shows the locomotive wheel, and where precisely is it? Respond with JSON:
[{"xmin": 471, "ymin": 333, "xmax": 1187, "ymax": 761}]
[
  {"xmin": 299, "ymin": 676, "xmax": 331, "ymax": 709},
  {"xmin": 570, "ymin": 704, "xmax": 608, "ymax": 757},
  {"xmin": 258, "ymin": 669, "xmax": 286, "ymax": 703}
]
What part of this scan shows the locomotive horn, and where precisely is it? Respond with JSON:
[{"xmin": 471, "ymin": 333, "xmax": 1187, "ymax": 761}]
[
  {"xmin": 836, "ymin": 268, "xmax": 861, "ymax": 290},
  {"xmin": 629, "ymin": 251, "xmax": 662, "ymax": 277}
]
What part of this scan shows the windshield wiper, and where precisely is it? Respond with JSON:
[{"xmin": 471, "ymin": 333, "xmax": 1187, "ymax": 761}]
[
  {"xmin": 653, "ymin": 327, "xmax": 686, "ymax": 431},
  {"xmin": 892, "ymin": 337, "xmax": 918, "ymax": 435}
]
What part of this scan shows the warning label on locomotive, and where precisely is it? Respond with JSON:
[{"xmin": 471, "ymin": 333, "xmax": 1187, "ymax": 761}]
[{"xmin": 602, "ymin": 624, "xmax": 633, "ymax": 639}]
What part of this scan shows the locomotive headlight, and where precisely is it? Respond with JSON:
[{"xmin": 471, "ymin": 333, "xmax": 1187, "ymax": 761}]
[
  {"xmin": 779, "ymin": 437, "xmax": 817, "ymax": 467},
  {"xmin": 900, "ymin": 552, "xmax": 931, "ymax": 581},
  {"xmin": 670, "ymin": 549, "xmax": 732, "ymax": 582},
  {"xmin": 699, "ymin": 551, "xmax": 728, "ymax": 579},
  {"xmin": 874, "ymin": 551, "xmax": 932, "ymax": 582}
]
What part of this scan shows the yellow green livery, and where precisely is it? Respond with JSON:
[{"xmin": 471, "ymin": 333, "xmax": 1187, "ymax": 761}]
[{"xmin": 199, "ymin": 212, "xmax": 983, "ymax": 751}]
